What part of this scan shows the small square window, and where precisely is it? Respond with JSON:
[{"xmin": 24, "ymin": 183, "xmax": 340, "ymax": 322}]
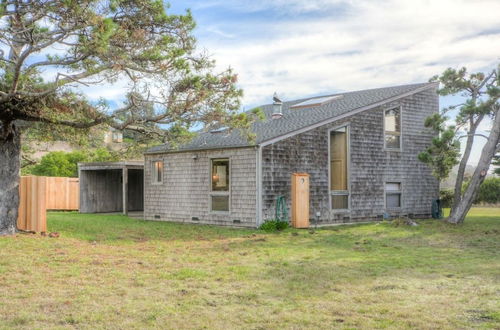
[
  {"xmin": 152, "ymin": 161, "xmax": 163, "ymax": 183},
  {"xmin": 385, "ymin": 182, "xmax": 401, "ymax": 208},
  {"xmin": 332, "ymin": 194, "xmax": 348, "ymax": 209},
  {"xmin": 211, "ymin": 196, "xmax": 229, "ymax": 212}
]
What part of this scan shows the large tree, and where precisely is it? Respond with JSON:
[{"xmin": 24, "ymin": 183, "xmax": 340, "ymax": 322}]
[
  {"xmin": 419, "ymin": 65, "xmax": 500, "ymax": 224},
  {"xmin": 0, "ymin": 1, "xmax": 254, "ymax": 235}
]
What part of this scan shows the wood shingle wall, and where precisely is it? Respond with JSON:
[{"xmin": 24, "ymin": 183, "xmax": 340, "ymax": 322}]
[
  {"xmin": 261, "ymin": 88, "xmax": 439, "ymax": 224},
  {"xmin": 144, "ymin": 147, "xmax": 257, "ymax": 227}
]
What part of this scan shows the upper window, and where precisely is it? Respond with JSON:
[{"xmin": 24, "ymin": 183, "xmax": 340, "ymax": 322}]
[
  {"xmin": 384, "ymin": 107, "xmax": 401, "ymax": 149},
  {"xmin": 210, "ymin": 158, "xmax": 230, "ymax": 212},
  {"xmin": 330, "ymin": 126, "xmax": 349, "ymax": 210},
  {"xmin": 152, "ymin": 160, "xmax": 163, "ymax": 184},
  {"xmin": 385, "ymin": 182, "xmax": 402, "ymax": 208}
]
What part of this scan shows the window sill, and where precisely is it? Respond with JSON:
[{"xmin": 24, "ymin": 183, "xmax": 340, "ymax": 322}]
[
  {"xmin": 151, "ymin": 182, "xmax": 163, "ymax": 185},
  {"xmin": 384, "ymin": 148, "xmax": 402, "ymax": 152},
  {"xmin": 209, "ymin": 211, "xmax": 231, "ymax": 215},
  {"xmin": 331, "ymin": 209, "xmax": 350, "ymax": 213}
]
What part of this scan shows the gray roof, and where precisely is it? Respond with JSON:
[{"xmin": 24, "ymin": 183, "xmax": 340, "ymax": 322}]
[{"xmin": 146, "ymin": 82, "xmax": 435, "ymax": 154}]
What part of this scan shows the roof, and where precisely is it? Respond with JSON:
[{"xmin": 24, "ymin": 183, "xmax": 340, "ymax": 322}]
[
  {"xmin": 146, "ymin": 82, "xmax": 436, "ymax": 154},
  {"xmin": 78, "ymin": 161, "xmax": 144, "ymax": 170}
]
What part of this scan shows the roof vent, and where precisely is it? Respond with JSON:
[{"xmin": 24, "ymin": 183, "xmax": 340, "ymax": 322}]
[
  {"xmin": 209, "ymin": 126, "xmax": 229, "ymax": 134},
  {"xmin": 290, "ymin": 95, "xmax": 343, "ymax": 109},
  {"xmin": 271, "ymin": 92, "xmax": 283, "ymax": 119}
]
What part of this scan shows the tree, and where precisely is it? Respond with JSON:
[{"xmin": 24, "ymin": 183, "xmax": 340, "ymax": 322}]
[
  {"xmin": 0, "ymin": 1, "xmax": 257, "ymax": 235},
  {"xmin": 419, "ymin": 65, "xmax": 500, "ymax": 224},
  {"xmin": 25, "ymin": 148, "xmax": 117, "ymax": 177}
]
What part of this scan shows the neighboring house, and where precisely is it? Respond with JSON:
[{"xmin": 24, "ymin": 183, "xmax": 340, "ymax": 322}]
[
  {"xmin": 144, "ymin": 82, "xmax": 439, "ymax": 227},
  {"xmin": 103, "ymin": 127, "xmax": 123, "ymax": 144}
]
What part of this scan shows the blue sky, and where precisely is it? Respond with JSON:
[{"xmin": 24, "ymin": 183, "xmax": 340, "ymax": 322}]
[{"xmin": 165, "ymin": 0, "xmax": 500, "ymax": 165}]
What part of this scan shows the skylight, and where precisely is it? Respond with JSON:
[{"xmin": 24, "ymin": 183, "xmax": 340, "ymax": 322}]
[{"xmin": 290, "ymin": 95, "xmax": 343, "ymax": 109}]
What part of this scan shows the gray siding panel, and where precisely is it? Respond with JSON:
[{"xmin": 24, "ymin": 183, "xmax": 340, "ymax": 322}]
[
  {"xmin": 144, "ymin": 147, "xmax": 257, "ymax": 227},
  {"xmin": 261, "ymin": 88, "xmax": 439, "ymax": 224}
]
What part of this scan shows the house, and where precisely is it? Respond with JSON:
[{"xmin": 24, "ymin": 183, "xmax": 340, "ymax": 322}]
[{"xmin": 143, "ymin": 82, "xmax": 439, "ymax": 227}]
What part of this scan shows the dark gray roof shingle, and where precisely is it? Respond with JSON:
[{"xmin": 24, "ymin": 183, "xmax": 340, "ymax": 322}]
[{"xmin": 146, "ymin": 82, "xmax": 435, "ymax": 154}]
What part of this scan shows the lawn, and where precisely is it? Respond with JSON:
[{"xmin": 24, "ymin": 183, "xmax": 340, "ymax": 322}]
[{"xmin": 0, "ymin": 209, "xmax": 498, "ymax": 329}]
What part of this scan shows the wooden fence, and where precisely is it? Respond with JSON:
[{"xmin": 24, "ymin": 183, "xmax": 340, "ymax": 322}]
[
  {"xmin": 45, "ymin": 177, "xmax": 79, "ymax": 210},
  {"xmin": 18, "ymin": 176, "xmax": 47, "ymax": 232},
  {"xmin": 17, "ymin": 176, "xmax": 79, "ymax": 232}
]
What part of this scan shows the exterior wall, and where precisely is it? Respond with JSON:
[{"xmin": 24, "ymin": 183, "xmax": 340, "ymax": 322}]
[
  {"xmin": 144, "ymin": 147, "xmax": 257, "ymax": 227},
  {"xmin": 80, "ymin": 169, "xmax": 123, "ymax": 213},
  {"xmin": 261, "ymin": 88, "xmax": 439, "ymax": 224}
]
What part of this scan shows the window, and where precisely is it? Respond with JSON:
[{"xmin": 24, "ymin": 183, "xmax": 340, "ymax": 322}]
[
  {"xmin": 210, "ymin": 158, "xmax": 230, "ymax": 212},
  {"xmin": 385, "ymin": 182, "xmax": 402, "ymax": 208},
  {"xmin": 330, "ymin": 126, "xmax": 349, "ymax": 210},
  {"xmin": 384, "ymin": 107, "xmax": 401, "ymax": 149},
  {"xmin": 152, "ymin": 161, "xmax": 163, "ymax": 183}
]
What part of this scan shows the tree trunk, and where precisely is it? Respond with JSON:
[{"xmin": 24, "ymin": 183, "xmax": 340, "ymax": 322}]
[
  {"xmin": 0, "ymin": 122, "xmax": 20, "ymax": 235},
  {"xmin": 448, "ymin": 111, "xmax": 500, "ymax": 224},
  {"xmin": 451, "ymin": 123, "xmax": 475, "ymax": 211}
]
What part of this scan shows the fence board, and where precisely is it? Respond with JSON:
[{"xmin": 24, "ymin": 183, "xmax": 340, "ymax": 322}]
[
  {"xmin": 17, "ymin": 176, "xmax": 47, "ymax": 232},
  {"xmin": 17, "ymin": 176, "xmax": 79, "ymax": 233},
  {"xmin": 45, "ymin": 177, "xmax": 79, "ymax": 210}
]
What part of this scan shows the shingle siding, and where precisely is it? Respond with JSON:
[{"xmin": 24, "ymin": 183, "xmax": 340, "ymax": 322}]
[
  {"xmin": 144, "ymin": 147, "xmax": 257, "ymax": 227},
  {"xmin": 261, "ymin": 88, "xmax": 439, "ymax": 224}
]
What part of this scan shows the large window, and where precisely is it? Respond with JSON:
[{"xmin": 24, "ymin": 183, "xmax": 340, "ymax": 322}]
[
  {"xmin": 385, "ymin": 182, "xmax": 402, "ymax": 208},
  {"xmin": 152, "ymin": 160, "xmax": 163, "ymax": 184},
  {"xmin": 330, "ymin": 126, "xmax": 349, "ymax": 210},
  {"xmin": 384, "ymin": 107, "xmax": 401, "ymax": 149},
  {"xmin": 210, "ymin": 158, "xmax": 230, "ymax": 212}
]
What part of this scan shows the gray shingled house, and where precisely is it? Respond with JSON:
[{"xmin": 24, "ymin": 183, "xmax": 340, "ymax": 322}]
[{"xmin": 144, "ymin": 82, "xmax": 439, "ymax": 227}]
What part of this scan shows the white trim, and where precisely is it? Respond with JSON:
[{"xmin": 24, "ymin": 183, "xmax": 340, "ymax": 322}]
[
  {"xmin": 383, "ymin": 105, "xmax": 403, "ymax": 152},
  {"xmin": 259, "ymin": 83, "xmax": 437, "ymax": 148},
  {"xmin": 328, "ymin": 124, "xmax": 351, "ymax": 212},
  {"xmin": 256, "ymin": 146, "xmax": 263, "ymax": 226}
]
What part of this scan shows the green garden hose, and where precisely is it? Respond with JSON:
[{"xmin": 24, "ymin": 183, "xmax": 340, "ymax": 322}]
[{"xmin": 275, "ymin": 196, "xmax": 288, "ymax": 222}]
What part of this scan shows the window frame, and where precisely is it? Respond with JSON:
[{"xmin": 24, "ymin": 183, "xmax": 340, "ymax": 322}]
[
  {"xmin": 151, "ymin": 160, "xmax": 164, "ymax": 185},
  {"xmin": 328, "ymin": 124, "xmax": 351, "ymax": 212},
  {"xmin": 383, "ymin": 105, "xmax": 403, "ymax": 151},
  {"xmin": 209, "ymin": 157, "xmax": 231, "ymax": 213},
  {"xmin": 385, "ymin": 181, "xmax": 403, "ymax": 209}
]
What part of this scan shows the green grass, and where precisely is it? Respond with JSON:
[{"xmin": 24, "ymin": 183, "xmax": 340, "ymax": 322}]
[{"xmin": 0, "ymin": 208, "xmax": 498, "ymax": 329}]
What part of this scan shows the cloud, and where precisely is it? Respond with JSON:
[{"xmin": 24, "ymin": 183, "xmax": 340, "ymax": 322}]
[{"xmin": 193, "ymin": 0, "xmax": 500, "ymax": 105}]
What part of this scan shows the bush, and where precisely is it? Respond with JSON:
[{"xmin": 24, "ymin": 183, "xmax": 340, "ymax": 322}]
[
  {"xmin": 475, "ymin": 177, "xmax": 500, "ymax": 204},
  {"xmin": 259, "ymin": 219, "xmax": 289, "ymax": 231},
  {"xmin": 439, "ymin": 189, "xmax": 454, "ymax": 208}
]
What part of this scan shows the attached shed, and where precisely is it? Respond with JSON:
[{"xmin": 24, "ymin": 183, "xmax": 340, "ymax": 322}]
[{"xmin": 78, "ymin": 161, "xmax": 144, "ymax": 215}]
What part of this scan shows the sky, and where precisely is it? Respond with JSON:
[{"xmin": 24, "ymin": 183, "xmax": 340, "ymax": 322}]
[
  {"xmin": 3, "ymin": 0, "xmax": 499, "ymax": 164},
  {"xmin": 166, "ymin": 0, "xmax": 500, "ymax": 165}
]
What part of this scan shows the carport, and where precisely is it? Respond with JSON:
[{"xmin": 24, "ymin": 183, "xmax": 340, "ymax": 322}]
[{"xmin": 78, "ymin": 161, "xmax": 144, "ymax": 216}]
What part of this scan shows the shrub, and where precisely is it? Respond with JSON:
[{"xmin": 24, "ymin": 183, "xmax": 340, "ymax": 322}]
[
  {"xmin": 259, "ymin": 219, "xmax": 289, "ymax": 231},
  {"xmin": 475, "ymin": 177, "xmax": 500, "ymax": 204},
  {"xmin": 439, "ymin": 189, "xmax": 454, "ymax": 208}
]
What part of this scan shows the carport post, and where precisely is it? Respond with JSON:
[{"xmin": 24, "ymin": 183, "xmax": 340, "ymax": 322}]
[{"xmin": 122, "ymin": 166, "xmax": 128, "ymax": 215}]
